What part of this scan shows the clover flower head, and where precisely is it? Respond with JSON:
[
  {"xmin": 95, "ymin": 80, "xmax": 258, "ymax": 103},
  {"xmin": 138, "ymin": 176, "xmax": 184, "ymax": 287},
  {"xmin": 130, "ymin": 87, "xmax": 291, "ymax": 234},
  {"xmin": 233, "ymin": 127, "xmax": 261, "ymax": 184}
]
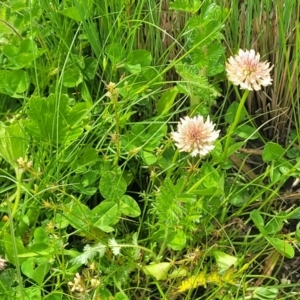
[
  {"xmin": 68, "ymin": 273, "xmax": 85, "ymax": 293},
  {"xmin": 0, "ymin": 256, "xmax": 6, "ymax": 270},
  {"xmin": 226, "ymin": 49, "xmax": 273, "ymax": 91},
  {"xmin": 105, "ymin": 81, "xmax": 119, "ymax": 99},
  {"xmin": 171, "ymin": 115, "xmax": 219, "ymax": 157}
]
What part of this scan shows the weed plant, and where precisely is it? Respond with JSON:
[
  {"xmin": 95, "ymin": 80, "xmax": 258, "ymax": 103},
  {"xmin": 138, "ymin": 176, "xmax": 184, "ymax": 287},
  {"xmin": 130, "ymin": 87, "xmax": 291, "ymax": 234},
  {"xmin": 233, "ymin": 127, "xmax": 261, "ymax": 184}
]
[{"xmin": 0, "ymin": 0, "xmax": 300, "ymax": 300}]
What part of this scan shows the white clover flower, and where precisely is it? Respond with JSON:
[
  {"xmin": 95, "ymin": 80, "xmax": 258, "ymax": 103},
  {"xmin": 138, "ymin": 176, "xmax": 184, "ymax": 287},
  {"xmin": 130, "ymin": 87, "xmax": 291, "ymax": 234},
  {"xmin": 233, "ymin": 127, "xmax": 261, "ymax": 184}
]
[
  {"xmin": 0, "ymin": 256, "xmax": 6, "ymax": 270},
  {"xmin": 105, "ymin": 81, "xmax": 119, "ymax": 99},
  {"xmin": 90, "ymin": 278, "xmax": 100, "ymax": 288},
  {"xmin": 68, "ymin": 273, "xmax": 85, "ymax": 293},
  {"xmin": 171, "ymin": 115, "xmax": 219, "ymax": 157},
  {"xmin": 226, "ymin": 49, "xmax": 273, "ymax": 91}
]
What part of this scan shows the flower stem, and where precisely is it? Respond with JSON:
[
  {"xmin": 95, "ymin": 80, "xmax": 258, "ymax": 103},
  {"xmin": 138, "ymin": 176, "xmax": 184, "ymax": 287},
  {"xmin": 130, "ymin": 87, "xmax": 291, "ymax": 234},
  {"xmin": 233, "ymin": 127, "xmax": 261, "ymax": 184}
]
[
  {"xmin": 223, "ymin": 90, "xmax": 250, "ymax": 160},
  {"xmin": 112, "ymin": 96, "xmax": 121, "ymax": 168},
  {"xmin": 12, "ymin": 168, "xmax": 22, "ymax": 217}
]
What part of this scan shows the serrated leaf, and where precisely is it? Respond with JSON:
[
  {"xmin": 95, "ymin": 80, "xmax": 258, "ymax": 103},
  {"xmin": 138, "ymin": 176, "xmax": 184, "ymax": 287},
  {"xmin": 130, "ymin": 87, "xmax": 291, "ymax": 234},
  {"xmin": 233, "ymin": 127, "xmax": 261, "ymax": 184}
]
[
  {"xmin": 25, "ymin": 94, "xmax": 88, "ymax": 144},
  {"xmin": 175, "ymin": 63, "xmax": 220, "ymax": 103}
]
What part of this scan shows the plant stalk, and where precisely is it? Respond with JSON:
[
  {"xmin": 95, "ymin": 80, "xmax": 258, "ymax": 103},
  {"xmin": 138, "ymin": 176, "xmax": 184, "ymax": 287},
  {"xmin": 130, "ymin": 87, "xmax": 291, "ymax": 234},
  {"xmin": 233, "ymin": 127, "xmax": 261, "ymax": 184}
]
[{"xmin": 223, "ymin": 89, "xmax": 250, "ymax": 160}]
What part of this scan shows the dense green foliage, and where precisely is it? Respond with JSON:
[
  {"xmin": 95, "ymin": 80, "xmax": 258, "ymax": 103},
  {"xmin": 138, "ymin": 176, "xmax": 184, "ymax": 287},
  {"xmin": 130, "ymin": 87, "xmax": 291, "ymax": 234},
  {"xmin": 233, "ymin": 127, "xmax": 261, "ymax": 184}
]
[{"xmin": 0, "ymin": 0, "xmax": 300, "ymax": 299}]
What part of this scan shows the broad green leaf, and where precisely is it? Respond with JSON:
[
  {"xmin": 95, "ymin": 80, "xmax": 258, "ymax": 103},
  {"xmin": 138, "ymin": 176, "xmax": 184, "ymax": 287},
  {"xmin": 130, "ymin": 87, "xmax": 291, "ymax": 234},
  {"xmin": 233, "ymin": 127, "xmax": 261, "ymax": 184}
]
[
  {"xmin": 266, "ymin": 237, "xmax": 294, "ymax": 259},
  {"xmin": 77, "ymin": 146, "xmax": 98, "ymax": 167},
  {"xmin": 253, "ymin": 287, "xmax": 278, "ymax": 300},
  {"xmin": 53, "ymin": 213, "xmax": 70, "ymax": 229},
  {"xmin": 142, "ymin": 67, "xmax": 163, "ymax": 86},
  {"xmin": 70, "ymin": 171, "xmax": 98, "ymax": 196},
  {"xmin": 14, "ymin": 70, "xmax": 30, "ymax": 94},
  {"xmin": 228, "ymin": 189, "xmax": 249, "ymax": 207},
  {"xmin": 213, "ymin": 250, "xmax": 237, "ymax": 272},
  {"xmin": 43, "ymin": 291, "xmax": 63, "ymax": 300},
  {"xmin": 119, "ymin": 111, "xmax": 137, "ymax": 128},
  {"xmin": 99, "ymin": 171, "xmax": 127, "ymax": 199},
  {"xmin": 115, "ymin": 292, "xmax": 129, "ymax": 300},
  {"xmin": 80, "ymin": 82, "xmax": 93, "ymax": 107},
  {"xmin": 140, "ymin": 150, "xmax": 157, "ymax": 165},
  {"xmin": 25, "ymin": 94, "xmax": 88, "ymax": 144},
  {"xmin": 65, "ymin": 201, "xmax": 91, "ymax": 232},
  {"xmin": 29, "ymin": 242, "xmax": 53, "ymax": 256},
  {"xmin": 250, "ymin": 210, "xmax": 266, "ymax": 234},
  {"xmin": 143, "ymin": 262, "xmax": 172, "ymax": 280},
  {"xmin": 0, "ymin": 121, "xmax": 28, "ymax": 167},
  {"xmin": 125, "ymin": 64, "xmax": 141, "ymax": 74},
  {"xmin": 33, "ymin": 227, "xmax": 50, "ymax": 244},
  {"xmin": 269, "ymin": 164, "xmax": 281, "ymax": 184},
  {"xmin": 84, "ymin": 57, "xmax": 98, "ymax": 80},
  {"xmin": 170, "ymin": 0, "xmax": 202, "ymax": 13},
  {"xmin": 4, "ymin": 233, "xmax": 28, "ymax": 265},
  {"xmin": 265, "ymin": 218, "xmax": 284, "ymax": 235},
  {"xmin": 194, "ymin": 163, "xmax": 223, "ymax": 195},
  {"xmin": 225, "ymin": 102, "xmax": 247, "ymax": 124},
  {"xmin": 288, "ymin": 208, "xmax": 300, "ymax": 219},
  {"xmin": 0, "ymin": 69, "xmax": 30, "ymax": 96},
  {"xmin": 236, "ymin": 124, "xmax": 259, "ymax": 140},
  {"xmin": 59, "ymin": 1, "xmax": 93, "ymax": 21},
  {"xmin": 62, "ymin": 67, "xmax": 83, "ymax": 87},
  {"xmin": 66, "ymin": 102, "xmax": 89, "ymax": 127},
  {"xmin": 167, "ymin": 230, "xmax": 186, "ymax": 250},
  {"xmin": 277, "ymin": 160, "xmax": 293, "ymax": 175},
  {"xmin": 262, "ymin": 142, "xmax": 285, "ymax": 162},
  {"xmin": 59, "ymin": 7, "xmax": 81, "ymax": 21},
  {"xmin": 119, "ymin": 195, "xmax": 141, "ymax": 217},
  {"xmin": 295, "ymin": 223, "xmax": 300, "ymax": 242},
  {"xmin": 3, "ymin": 39, "xmax": 43, "ymax": 69},
  {"xmin": 105, "ymin": 43, "xmax": 126, "ymax": 65},
  {"xmin": 156, "ymin": 87, "xmax": 179, "ymax": 115},
  {"xmin": 92, "ymin": 200, "xmax": 119, "ymax": 232},
  {"xmin": 127, "ymin": 50, "xmax": 152, "ymax": 68},
  {"xmin": 21, "ymin": 258, "xmax": 50, "ymax": 285},
  {"xmin": 15, "ymin": 286, "xmax": 41, "ymax": 300},
  {"xmin": 0, "ymin": 268, "xmax": 15, "ymax": 293},
  {"xmin": 143, "ymin": 123, "xmax": 168, "ymax": 149}
]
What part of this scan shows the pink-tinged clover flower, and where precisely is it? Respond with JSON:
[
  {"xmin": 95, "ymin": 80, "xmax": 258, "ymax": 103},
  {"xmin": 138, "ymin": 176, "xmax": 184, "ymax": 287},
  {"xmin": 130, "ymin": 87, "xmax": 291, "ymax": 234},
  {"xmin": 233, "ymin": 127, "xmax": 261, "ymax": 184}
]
[
  {"xmin": 171, "ymin": 115, "xmax": 219, "ymax": 157},
  {"xmin": 226, "ymin": 49, "xmax": 273, "ymax": 91}
]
